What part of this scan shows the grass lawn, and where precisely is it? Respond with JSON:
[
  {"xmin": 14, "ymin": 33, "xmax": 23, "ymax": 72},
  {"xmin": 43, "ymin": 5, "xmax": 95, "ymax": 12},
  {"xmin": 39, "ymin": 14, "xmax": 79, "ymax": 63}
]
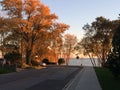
[{"xmin": 95, "ymin": 67, "xmax": 120, "ymax": 90}]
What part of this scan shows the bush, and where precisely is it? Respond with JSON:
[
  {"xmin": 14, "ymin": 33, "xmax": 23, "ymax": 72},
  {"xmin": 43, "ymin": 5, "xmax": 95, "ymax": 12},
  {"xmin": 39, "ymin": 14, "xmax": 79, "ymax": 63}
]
[
  {"xmin": 106, "ymin": 25, "xmax": 120, "ymax": 78},
  {"xmin": 76, "ymin": 56, "xmax": 79, "ymax": 59},
  {"xmin": 42, "ymin": 58, "xmax": 49, "ymax": 64},
  {"xmin": 58, "ymin": 58, "xmax": 65, "ymax": 65},
  {"xmin": 106, "ymin": 52, "xmax": 120, "ymax": 77},
  {"xmin": 4, "ymin": 51, "xmax": 21, "ymax": 64}
]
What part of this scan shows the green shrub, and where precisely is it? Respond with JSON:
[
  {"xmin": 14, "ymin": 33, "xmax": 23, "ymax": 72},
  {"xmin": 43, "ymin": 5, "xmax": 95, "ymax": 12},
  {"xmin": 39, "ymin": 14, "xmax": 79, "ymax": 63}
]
[
  {"xmin": 58, "ymin": 58, "xmax": 65, "ymax": 65},
  {"xmin": 106, "ymin": 52, "xmax": 120, "ymax": 77},
  {"xmin": 76, "ymin": 56, "xmax": 79, "ymax": 59},
  {"xmin": 4, "ymin": 51, "xmax": 21, "ymax": 64},
  {"xmin": 106, "ymin": 25, "xmax": 120, "ymax": 77},
  {"xmin": 42, "ymin": 58, "xmax": 49, "ymax": 64}
]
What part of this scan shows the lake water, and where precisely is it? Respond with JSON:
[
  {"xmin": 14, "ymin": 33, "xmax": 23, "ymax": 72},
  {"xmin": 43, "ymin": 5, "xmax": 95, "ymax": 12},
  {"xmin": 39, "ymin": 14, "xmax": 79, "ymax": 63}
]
[{"xmin": 68, "ymin": 58, "xmax": 100, "ymax": 67}]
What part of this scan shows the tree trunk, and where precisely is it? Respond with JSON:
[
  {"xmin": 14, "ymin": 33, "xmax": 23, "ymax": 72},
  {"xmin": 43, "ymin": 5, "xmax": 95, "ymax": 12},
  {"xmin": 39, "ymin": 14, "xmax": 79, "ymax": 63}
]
[
  {"xmin": 26, "ymin": 35, "xmax": 34, "ymax": 65},
  {"xmin": 87, "ymin": 53, "xmax": 95, "ymax": 67},
  {"xmin": 102, "ymin": 45, "xmax": 105, "ymax": 66},
  {"xmin": 91, "ymin": 54, "xmax": 96, "ymax": 66},
  {"xmin": 96, "ymin": 54, "xmax": 102, "ymax": 67},
  {"xmin": 26, "ymin": 49, "xmax": 32, "ymax": 65}
]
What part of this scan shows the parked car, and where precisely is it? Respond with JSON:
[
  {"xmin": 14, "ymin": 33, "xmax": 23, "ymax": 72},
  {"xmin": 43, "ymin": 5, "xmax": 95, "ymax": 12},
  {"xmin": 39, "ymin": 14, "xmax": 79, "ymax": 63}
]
[
  {"xmin": 0, "ymin": 58, "xmax": 6, "ymax": 65},
  {"xmin": 40, "ymin": 62, "xmax": 46, "ymax": 67}
]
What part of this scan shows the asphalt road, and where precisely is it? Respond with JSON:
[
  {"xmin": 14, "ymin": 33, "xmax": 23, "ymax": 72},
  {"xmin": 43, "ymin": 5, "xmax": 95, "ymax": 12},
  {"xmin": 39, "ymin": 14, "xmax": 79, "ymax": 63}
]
[{"xmin": 0, "ymin": 66, "xmax": 82, "ymax": 90}]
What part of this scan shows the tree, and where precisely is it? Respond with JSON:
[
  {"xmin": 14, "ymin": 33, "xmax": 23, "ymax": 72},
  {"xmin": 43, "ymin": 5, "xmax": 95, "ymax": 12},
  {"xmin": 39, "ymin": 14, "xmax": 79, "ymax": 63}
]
[
  {"xmin": 0, "ymin": 0, "xmax": 69, "ymax": 65},
  {"xmin": 64, "ymin": 34, "xmax": 77, "ymax": 65},
  {"xmin": 79, "ymin": 37, "xmax": 97, "ymax": 66},
  {"xmin": 107, "ymin": 25, "xmax": 120, "ymax": 77},
  {"xmin": 80, "ymin": 16, "xmax": 119, "ymax": 66},
  {"xmin": 92, "ymin": 17, "xmax": 113, "ymax": 64}
]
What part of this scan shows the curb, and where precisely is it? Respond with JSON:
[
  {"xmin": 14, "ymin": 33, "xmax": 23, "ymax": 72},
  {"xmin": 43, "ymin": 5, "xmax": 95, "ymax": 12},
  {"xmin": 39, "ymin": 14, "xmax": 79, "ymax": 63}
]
[{"xmin": 62, "ymin": 67, "xmax": 85, "ymax": 90}]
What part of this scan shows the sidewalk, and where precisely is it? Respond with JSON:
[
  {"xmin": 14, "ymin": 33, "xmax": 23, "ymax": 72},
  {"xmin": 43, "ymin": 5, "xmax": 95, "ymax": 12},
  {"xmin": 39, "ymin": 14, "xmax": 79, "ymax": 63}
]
[{"xmin": 64, "ymin": 67, "xmax": 102, "ymax": 90}]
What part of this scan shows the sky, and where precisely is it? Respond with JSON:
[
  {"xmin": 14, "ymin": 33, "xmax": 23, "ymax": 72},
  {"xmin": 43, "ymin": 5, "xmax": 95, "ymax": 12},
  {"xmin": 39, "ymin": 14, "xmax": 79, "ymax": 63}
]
[{"xmin": 40, "ymin": 0, "xmax": 120, "ymax": 40}]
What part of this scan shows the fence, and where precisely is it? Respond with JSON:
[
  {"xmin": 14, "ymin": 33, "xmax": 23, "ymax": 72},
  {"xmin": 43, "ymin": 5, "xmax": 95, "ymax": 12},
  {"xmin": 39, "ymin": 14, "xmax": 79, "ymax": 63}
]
[{"xmin": 0, "ymin": 64, "xmax": 16, "ymax": 73}]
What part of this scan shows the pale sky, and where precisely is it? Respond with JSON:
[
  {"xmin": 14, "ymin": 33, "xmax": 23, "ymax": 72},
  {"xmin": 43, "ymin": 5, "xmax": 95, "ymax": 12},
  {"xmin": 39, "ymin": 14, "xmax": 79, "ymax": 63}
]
[{"xmin": 41, "ymin": 0, "xmax": 120, "ymax": 40}]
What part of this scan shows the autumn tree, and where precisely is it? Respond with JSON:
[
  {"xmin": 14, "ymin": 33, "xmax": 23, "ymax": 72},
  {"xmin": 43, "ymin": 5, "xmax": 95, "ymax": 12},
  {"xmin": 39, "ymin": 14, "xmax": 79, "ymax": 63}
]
[
  {"xmin": 64, "ymin": 34, "xmax": 77, "ymax": 65},
  {"xmin": 0, "ymin": 0, "xmax": 69, "ymax": 65},
  {"xmin": 0, "ymin": 17, "xmax": 19, "ymax": 55},
  {"xmin": 33, "ymin": 23, "xmax": 69, "ymax": 62},
  {"xmin": 0, "ymin": 17, "xmax": 7, "ymax": 50}
]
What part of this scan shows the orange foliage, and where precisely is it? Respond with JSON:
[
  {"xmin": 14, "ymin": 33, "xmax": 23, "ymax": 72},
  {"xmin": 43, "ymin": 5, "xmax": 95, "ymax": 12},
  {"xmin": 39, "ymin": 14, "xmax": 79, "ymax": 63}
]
[{"xmin": 0, "ymin": 0, "xmax": 69, "ymax": 64}]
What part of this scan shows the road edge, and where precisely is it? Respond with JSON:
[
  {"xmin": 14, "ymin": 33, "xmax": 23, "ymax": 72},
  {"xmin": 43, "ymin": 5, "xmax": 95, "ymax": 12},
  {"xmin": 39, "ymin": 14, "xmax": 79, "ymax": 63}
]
[{"xmin": 62, "ymin": 67, "xmax": 85, "ymax": 90}]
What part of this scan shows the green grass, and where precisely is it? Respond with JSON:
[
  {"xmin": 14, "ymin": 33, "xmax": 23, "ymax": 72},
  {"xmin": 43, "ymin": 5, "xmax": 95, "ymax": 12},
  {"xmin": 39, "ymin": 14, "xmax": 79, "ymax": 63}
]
[{"xmin": 95, "ymin": 67, "xmax": 120, "ymax": 90}]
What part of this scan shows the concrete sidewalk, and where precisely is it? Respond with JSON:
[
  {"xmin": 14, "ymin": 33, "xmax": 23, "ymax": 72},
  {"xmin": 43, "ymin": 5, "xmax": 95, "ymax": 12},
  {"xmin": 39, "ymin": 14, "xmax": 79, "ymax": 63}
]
[{"xmin": 64, "ymin": 67, "xmax": 102, "ymax": 90}]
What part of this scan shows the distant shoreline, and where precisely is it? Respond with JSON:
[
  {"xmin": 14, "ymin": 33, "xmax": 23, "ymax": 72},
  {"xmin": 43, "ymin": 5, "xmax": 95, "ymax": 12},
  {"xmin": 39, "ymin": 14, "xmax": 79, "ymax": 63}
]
[{"xmin": 68, "ymin": 58, "xmax": 99, "ymax": 66}]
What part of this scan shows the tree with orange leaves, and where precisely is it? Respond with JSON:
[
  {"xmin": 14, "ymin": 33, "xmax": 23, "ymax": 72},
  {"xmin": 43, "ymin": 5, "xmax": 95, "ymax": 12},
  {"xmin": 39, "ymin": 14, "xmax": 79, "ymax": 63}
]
[
  {"xmin": 64, "ymin": 34, "xmax": 77, "ymax": 65},
  {"xmin": 0, "ymin": 0, "xmax": 69, "ymax": 65}
]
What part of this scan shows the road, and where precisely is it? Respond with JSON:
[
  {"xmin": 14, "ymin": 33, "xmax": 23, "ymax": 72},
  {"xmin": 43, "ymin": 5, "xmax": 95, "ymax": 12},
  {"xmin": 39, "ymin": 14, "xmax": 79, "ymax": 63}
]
[{"xmin": 0, "ymin": 66, "xmax": 82, "ymax": 90}]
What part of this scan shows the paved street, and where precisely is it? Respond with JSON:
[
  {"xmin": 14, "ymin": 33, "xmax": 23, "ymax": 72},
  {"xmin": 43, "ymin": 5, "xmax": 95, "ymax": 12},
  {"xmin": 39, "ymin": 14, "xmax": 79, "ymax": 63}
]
[{"xmin": 0, "ymin": 66, "xmax": 82, "ymax": 90}]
